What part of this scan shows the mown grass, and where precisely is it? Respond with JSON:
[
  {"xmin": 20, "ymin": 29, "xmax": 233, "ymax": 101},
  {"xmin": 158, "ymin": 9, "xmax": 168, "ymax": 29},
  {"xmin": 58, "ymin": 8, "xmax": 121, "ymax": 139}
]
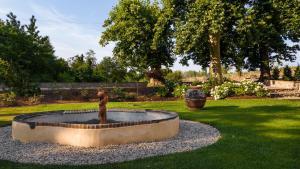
[{"xmin": 0, "ymin": 99, "xmax": 300, "ymax": 169}]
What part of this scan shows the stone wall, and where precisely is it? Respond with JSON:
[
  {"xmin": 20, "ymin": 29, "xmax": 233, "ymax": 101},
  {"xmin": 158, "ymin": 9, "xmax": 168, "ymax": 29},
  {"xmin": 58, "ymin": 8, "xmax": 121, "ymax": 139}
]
[
  {"xmin": 39, "ymin": 82, "xmax": 147, "ymax": 90},
  {"xmin": 0, "ymin": 82, "xmax": 156, "ymax": 100},
  {"xmin": 267, "ymin": 80, "xmax": 300, "ymax": 90},
  {"xmin": 0, "ymin": 82, "xmax": 147, "ymax": 91}
]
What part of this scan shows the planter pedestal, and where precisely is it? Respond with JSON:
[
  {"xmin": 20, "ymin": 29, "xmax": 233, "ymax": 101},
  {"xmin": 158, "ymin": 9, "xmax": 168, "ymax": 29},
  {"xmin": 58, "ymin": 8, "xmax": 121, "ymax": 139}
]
[{"xmin": 185, "ymin": 98, "xmax": 206, "ymax": 109}]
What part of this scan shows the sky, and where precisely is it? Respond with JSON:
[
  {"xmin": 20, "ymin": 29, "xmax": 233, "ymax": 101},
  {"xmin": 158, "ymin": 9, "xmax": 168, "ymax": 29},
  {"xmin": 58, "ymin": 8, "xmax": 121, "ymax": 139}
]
[{"xmin": 0, "ymin": 0, "xmax": 299, "ymax": 71}]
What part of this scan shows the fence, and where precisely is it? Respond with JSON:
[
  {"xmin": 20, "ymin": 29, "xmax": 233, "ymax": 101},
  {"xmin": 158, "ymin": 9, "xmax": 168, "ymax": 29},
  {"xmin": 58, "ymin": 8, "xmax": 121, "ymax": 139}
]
[
  {"xmin": 38, "ymin": 82, "xmax": 147, "ymax": 90},
  {"xmin": 0, "ymin": 82, "xmax": 147, "ymax": 90},
  {"xmin": 0, "ymin": 82, "xmax": 155, "ymax": 100}
]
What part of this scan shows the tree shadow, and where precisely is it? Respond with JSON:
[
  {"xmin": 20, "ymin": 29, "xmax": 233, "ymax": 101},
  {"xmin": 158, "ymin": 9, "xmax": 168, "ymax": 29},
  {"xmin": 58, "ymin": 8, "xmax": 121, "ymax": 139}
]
[
  {"xmin": 174, "ymin": 104, "xmax": 300, "ymax": 167},
  {"xmin": 180, "ymin": 104, "xmax": 300, "ymax": 139},
  {"xmin": 182, "ymin": 105, "xmax": 299, "ymax": 121},
  {"xmin": 0, "ymin": 120, "xmax": 11, "ymax": 127},
  {"xmin": 0, "ymin": 113, "xmax": 16, "ymax": 127},
  {"xmin": 0, "ymin": 113, "xmax": 22, "ymax": 117},
  {"xmin": 0, "ymin": 103, "xmax": 299, "ymax": 168}
]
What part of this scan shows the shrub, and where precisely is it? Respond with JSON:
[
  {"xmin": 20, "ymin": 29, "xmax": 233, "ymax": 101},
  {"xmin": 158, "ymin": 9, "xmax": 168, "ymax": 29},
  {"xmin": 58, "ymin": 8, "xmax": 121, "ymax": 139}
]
[
  {"xmin": 13, "ymin": 83, "xmax": 41, "ymax": 97},
  {"xmin": 165, "ymin": 80, "xmax": 176, "ymax": 96},
  {"xmin": 283, "ymin": 65, "xmax": 293, "ymax": 81},
  {"xmin": 80, "ymin": 89, "xmax": 90, "ymax": 100},
  {"xmin": 173, "ymin": 84, "xmax": 188, "ymax": 98},
  {"xmin": 240, "ymin": 80, "xmax": 259, "ymax": 95},
  {"xmin": 185, "ymin": 89, "xmax": 206, "ymax": 99},
  {"xmin": 155, "ymin": 80, "xmax": 177, "ymax": 97},
  {"xmin": 0, "ymin": 91, "xmax": 17, "ymax": 106},
  {"xmin": 233, "ymin": 84, "xmax": 246, "ymax": 96},
  {"xmin": 191, "ymin": 81, "xmax": 202, "ymax": 86},
  {"xmin": 240, "ymin": 80, "xmax": 267, "ymax": 97},
  {"xmin": 111, "ymin": 87, "xmax": 125, "ymax": 99},
  {"xmin": 210, "ymin": 82, "xmax": 236, "ymax": 100},
  {"xmin": 27, "ymin": 95, "xmax": 44, "ymax": 105},
  {"xmin": 199, "ymin": 81, "xmax": 214, "ymax": 96},
  {"xmin": 211, "ymin": 80, "xmax": 268, "ymax": 100},
  {"xmin": 156, "ymin": 87, "xmax": 169, "ymax": 97},
  {"xmin": 294, "ymin": 65, "xmax": 300, "ymax": 81},
  {"xmin": 255, "ymin": 88, "xmax": 268, "ymax": 97},
  {"xmin": 272, "ymin": 67, "xmax": 280, "ymax": 80},
  {"xmin": 124, "ymin": 93, "xmax": 137, "ymax": 100}
]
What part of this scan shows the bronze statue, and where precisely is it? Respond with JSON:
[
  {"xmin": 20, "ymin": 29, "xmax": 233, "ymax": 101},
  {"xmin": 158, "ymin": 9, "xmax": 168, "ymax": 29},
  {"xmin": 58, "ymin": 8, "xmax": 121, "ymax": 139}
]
[{"xmin": 97, "ymin": 90, "xmax": 108, "ymax": 124}]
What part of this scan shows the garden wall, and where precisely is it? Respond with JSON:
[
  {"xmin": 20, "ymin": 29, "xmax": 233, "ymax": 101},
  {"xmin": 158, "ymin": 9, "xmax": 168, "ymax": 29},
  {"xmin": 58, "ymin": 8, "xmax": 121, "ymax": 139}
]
[
  {"xmin": 0, "ymin": 82, "xmax": 147, "ymax": 91},
  {"xmin": 267, "ymin": 80, "xmax": 300, "ymax": 90},
  {"xmin": 38, "ymin": 82, "xmax": 147, "ymax": 90},
  {"xmin": 0, "ymin": 82, "xmax": 156, "ymax": 100},
  {"xmin": 40, "ymin": 82, "xmax": 152, "ymax": 100}
]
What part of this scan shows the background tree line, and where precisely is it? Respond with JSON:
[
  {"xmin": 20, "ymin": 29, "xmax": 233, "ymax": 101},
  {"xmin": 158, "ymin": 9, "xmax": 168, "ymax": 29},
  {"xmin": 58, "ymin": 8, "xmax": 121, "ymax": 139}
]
[
  {"xmin": 0, "ymin": 13, "xmax": 59, "ymax": 96},
  {"xmin": 1, "ymin": 0, "xmax": 300, "ymax": 96},
  {"xmin": 57, "ymin": 50, "xmax": 132, "ymax": 83},
  {"xmin": 0, "ymin": 13, "xmax": 145, "ymax": 96}
]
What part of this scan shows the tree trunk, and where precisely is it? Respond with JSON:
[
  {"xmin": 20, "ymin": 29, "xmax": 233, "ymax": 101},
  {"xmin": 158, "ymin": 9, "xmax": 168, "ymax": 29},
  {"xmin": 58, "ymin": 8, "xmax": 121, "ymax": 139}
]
[
  {"xmin": 259, "ymin": 46, "xmax": 271, "ymax": 82},
  {"xmin": 209, "ymin": 33, "xmax": 223, "ymax": 85}
]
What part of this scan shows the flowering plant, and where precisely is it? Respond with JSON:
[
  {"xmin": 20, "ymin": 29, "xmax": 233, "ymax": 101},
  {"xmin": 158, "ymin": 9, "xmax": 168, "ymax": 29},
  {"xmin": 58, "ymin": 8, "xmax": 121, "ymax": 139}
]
[
  {"xmin": 173, "ymin": 84, "xmax": 189, "ymax": 98},
  {"xmin": 185, "ymin": 89, "xmax": 206, "ymax": 99},
  {"xmin": 211, "ymin": 80, "xmax": 268, "ymax": 100}
]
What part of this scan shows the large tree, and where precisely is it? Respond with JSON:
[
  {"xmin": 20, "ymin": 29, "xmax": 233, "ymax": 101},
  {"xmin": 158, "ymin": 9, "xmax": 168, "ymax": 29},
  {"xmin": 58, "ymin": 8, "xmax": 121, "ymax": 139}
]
[
  {"xmin": 100, "ymin": 0, "xmax": 175, "ymax": 86},
  {"xmin": 238, "ymin": 0, "xmax": 300, "ymax": 81},
  {"xmin": 174, "ymin": 0, "xmax": 248, "ymax": 84}
]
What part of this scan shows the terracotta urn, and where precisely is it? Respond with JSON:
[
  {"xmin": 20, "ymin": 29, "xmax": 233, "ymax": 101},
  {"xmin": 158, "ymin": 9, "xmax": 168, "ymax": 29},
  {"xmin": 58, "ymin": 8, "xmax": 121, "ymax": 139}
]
[{"xmin": 184, "ymin": 86, "xmax": 206, "ymax": 109}]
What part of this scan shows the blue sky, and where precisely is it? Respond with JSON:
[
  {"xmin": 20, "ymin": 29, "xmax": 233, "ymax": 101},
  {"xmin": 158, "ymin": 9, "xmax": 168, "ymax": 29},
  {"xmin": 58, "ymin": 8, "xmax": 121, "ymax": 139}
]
[{"xmin": 0, "ymin": 0, "xmax": 298, "ymax": 71}]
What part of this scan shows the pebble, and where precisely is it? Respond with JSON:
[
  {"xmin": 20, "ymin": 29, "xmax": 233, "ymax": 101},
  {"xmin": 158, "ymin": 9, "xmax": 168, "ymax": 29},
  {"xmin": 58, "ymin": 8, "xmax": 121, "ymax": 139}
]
[{"xmin": 0, "ymin": 120, "xmax": 220, "ymax": 165}]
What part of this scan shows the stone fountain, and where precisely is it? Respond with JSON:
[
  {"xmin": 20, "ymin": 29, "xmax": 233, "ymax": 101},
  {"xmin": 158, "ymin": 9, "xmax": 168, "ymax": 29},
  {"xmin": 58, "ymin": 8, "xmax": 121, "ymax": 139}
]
[{"xmin": 12, "ymin": 91, "xmax": 179, "ymax": 147}]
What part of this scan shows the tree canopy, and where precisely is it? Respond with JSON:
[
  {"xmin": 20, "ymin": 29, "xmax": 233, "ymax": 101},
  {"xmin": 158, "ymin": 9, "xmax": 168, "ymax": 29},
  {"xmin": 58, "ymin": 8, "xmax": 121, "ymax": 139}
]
[
  {"xmin": 0, "ymin": 13, "xmax": 61, "ymax": 95},
  {"xmin": 100, "ymin": 0, "xmax": 175, "ymax": 83},
  {"xmin": 171, "ymin": 0, "xmax": 300, "ymax": 82},
  {"xmin": 237, "ymin": 0, "xmax": 300, "ymax": 81},
  {"xmin": 174, "ymin": 0, "xmax": 248, "ymax": 84}
]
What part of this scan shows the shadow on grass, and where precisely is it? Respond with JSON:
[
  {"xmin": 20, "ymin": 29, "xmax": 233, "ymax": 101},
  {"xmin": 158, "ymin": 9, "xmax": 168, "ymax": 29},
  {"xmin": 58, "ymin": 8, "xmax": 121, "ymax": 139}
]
[
  {"xmin": 0, "ymin": 113, "xmax": 22, "ymax": 117},
  {"xmin": 0, "ymin": 120, "xmax": 11, "ymax": 127},
  {"xmin": 182, "ymin": 105, "xmax": 299, "ymax": 121},
  {"xmin": 173, "ymin": 104, "xmax": 300, "ymax": 168},
  {"xmin": 0, "ymin": 103, "xmax": 299, "ymax": 169}
]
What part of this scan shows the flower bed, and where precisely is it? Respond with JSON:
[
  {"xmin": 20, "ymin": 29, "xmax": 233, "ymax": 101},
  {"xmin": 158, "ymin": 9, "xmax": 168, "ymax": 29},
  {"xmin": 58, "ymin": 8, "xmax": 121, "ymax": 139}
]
[{"xmin": 210, "ymin": 80, "xmax": 268, "ymax": 100}]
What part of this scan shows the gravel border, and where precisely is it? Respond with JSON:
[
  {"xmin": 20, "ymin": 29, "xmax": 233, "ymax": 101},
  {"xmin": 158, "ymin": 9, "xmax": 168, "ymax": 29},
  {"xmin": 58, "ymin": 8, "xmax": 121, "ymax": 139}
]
[{"xmin": 0, "ymin": 120, "xmax": 220, "ymax": 165}]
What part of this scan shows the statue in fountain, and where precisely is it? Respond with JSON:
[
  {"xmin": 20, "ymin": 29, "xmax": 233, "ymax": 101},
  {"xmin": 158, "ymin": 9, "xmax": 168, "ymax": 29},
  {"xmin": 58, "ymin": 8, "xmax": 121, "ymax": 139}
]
[{"xmin": 97, "ymin": 90, "xmax": 108, "ymax": 124}]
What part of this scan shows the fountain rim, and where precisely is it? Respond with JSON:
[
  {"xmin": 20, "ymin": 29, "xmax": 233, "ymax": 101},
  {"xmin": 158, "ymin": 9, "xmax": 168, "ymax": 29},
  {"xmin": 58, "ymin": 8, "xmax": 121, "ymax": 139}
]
[{"xmin": 13, "ymin": 109, "xmax": 178, "ymax": 129}]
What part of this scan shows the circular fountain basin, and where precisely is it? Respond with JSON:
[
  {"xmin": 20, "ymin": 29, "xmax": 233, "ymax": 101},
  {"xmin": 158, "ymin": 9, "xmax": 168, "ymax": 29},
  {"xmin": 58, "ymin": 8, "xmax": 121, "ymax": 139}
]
[{"xmin": 12, "ymin": 109, "xmax": 179, "ymax": 147}]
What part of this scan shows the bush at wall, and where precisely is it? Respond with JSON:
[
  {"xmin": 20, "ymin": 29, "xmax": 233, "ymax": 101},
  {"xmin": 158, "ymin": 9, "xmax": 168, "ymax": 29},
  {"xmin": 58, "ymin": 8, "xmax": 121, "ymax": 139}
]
[
  {"xmin": 27, "ymin": 95, "xmax": 44, "ymax": 105},
  {"xmin": 173, "ymin": 84, "xmax": 188, "ymax": 98},
  {"xmin": 0, "ymin": 91, "xmax": 17, "ymax": 106},
  {"xmin": 294, "ymin": 65, "xmax": 300, "ymax": 81},
  {"xmin": 272, "ymin": 67, "xmax": 280, "ymax": 80},
  {"xmin": 283, "ymin": 65, "xmax": 293, "ymax": 81}
]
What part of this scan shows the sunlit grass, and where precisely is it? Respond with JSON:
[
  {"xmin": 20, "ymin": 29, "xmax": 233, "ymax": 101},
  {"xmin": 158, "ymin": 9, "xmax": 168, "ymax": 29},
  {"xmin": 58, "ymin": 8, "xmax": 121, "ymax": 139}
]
[{"xmin": 0, "ymin": 99, "xmax": 300, "ymax": 169}]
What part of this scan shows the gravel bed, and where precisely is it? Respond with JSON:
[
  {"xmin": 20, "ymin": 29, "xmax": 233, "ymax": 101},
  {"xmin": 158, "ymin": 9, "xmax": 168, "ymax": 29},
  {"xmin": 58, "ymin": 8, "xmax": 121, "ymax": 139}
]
[{"xmin": 0, "ymin": 120, "xmax": 220, "ymax": 165}]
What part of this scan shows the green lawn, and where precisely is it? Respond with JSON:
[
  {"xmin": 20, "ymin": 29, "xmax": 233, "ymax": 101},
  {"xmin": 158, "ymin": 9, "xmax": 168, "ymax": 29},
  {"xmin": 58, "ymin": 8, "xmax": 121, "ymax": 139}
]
[{"xmin": 0, "ymin": 99, "xmax": 300, "ymax": 169}]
